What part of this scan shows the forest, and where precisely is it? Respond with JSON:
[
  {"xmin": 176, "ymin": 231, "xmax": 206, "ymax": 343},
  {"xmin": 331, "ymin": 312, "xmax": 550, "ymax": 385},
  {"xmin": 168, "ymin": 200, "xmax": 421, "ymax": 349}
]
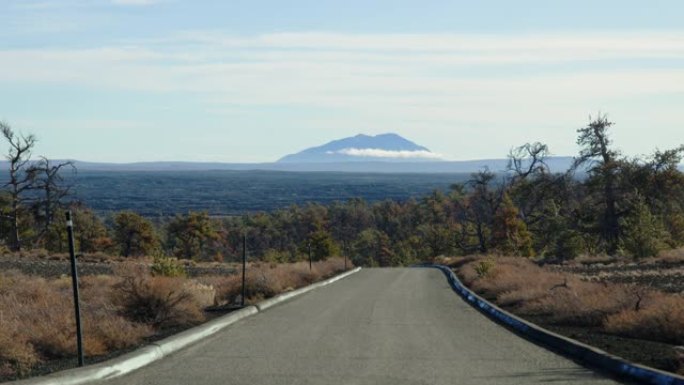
[
  {"xmin": 2, "ymin": 116, "xmax": 684, "ymax": 266},
  {"xmin": 65, "ymin": 170, "xmax": 467, "ymax": 215}
]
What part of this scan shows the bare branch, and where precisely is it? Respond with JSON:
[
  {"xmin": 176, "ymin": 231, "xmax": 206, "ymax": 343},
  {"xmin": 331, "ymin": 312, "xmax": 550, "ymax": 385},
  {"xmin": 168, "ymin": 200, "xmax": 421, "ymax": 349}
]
[{"xmin": 508, "ymin": 142, "xmax": 550, "ymax": 179}]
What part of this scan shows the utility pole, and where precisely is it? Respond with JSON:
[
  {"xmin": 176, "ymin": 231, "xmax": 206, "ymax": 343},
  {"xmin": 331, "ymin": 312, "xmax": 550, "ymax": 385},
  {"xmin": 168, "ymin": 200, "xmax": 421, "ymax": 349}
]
[
  {"xmin": 344, "ymin": 242, "xmax": 348, "ymax": 270},
  {"xmin": 66, "ymin": 211, "xmax": 84, "ymax": 367},
  {"xmin": 241, "ymin": 232, "xmax": 247, "ymax": 308},
  {"xmin": 308, "ymin": 241, "xmax": 312, "ymax": 271}
]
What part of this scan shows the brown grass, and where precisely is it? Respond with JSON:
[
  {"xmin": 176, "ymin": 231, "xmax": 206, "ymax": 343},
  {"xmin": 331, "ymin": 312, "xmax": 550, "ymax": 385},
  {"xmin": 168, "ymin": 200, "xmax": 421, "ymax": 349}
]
[
  {"xmin": 200, "ymin": 257, "xmax": 349, "ymax": 305},
  {"xmin": 656, "ymin": 247, "xmax": 684, "ymax": 263},
  {"xmin": 0, "ymin": 257, "xmax": 350, "ymax": 379},
  {"xmin": 677, "ymin": 347, "xmax": 684, "ymax": 375},
  {"xmin": 0, "ymin": 271, "xmax": 153, "ymax": 378},
  {"xmin": 457, "ymin": 257, "xmax": 684, "ymax": 340},
  {"xmin": 114, "ymin": 264, "xmax": 205, "ymax": 328},
  {"xmin": 604, "ymin": 294, "xmax": 684, "ymax": 345}
]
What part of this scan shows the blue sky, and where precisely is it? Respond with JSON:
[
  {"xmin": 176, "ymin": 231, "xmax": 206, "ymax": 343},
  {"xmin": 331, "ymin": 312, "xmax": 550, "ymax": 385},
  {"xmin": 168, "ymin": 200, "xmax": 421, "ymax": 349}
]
[{"xmin": 1, "ymin": 0, "xmax": 683, "ymax": 162}]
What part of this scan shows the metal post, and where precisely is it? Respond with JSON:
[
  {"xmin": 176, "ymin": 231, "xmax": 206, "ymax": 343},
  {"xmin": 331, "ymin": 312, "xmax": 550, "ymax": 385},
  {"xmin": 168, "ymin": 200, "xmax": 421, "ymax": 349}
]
[
  {"xmin": 66, "ymin": 211, "xmax": 84, "ymax": 367},
  {"xmin": 344, "ymin": 244, "xmax": 348, "ymax": 271},
  {"xmin": 241, "ymin": 233, "xmax": 247, "ymax": 308},
  {"xmin": 308, "ymin": 241, "xmax": 312, "ymax": 271}
]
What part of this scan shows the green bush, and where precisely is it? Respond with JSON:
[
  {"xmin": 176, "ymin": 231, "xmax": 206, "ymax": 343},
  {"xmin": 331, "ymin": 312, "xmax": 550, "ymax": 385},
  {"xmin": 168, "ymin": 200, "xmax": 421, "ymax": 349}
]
[
  {"xmin": 475, "ymin": 259, "xmax": 495, "ymax": 278},
  {"xmin": 263, "ymin": 249, "xmax": 291, "ymax": 263},
  {"xmin": 554, "ymin": 230, "xmax": 584, "ymax": 260},
  {"xmin": 620, "ymin": 197, "xmax": 667, "ymax": 259},
  {"xmin": 150, "ymin": 255, "xmax": 187, "ymax": 278}
]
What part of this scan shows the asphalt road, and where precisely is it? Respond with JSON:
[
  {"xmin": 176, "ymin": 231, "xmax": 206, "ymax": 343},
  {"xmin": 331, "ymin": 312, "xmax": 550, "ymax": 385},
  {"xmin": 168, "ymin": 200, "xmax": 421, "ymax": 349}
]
[{"xmin": 104, "ymin": 268, "xmax": 622, "ymax": 385}]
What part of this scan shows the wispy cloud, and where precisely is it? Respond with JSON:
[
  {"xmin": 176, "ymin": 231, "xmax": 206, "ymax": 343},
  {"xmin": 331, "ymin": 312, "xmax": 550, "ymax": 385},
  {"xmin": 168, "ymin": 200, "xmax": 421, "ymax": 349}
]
[
  {"xmin": 2, "ymin": 30, "xmax": 684, "ymax": 159},
  {"xmin": 3, "ymin": 31, "xmax": 684, "ymax": 93},
  {"xmin": 171, "ymin": 31, "xmax": 684, "ymax": 60},
  {"xmin": 331, "ymin": 148, "xmax": 444, "ymax": 160},
  {"xmin": 111, "ymin": 0, "xmax": 162, "ymax": 5}
]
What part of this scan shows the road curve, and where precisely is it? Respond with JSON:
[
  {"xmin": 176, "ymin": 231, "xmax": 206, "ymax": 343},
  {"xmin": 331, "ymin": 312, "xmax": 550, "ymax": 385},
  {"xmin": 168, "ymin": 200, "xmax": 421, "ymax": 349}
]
[{"xmin": 104, "ymin": 268, "xmax": 622, "ymax": 385}]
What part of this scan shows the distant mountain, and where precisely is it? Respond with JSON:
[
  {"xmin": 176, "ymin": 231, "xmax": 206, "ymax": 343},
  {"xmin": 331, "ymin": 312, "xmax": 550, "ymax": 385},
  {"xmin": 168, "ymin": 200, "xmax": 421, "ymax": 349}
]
[{"xmin": 278, "ymin": 133, "xmax": 441, "ymax": 163}]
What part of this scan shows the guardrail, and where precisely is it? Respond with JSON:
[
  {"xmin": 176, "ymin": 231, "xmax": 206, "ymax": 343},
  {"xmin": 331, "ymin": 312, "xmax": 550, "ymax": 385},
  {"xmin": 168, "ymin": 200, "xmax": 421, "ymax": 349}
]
[{"xmin": 423, "ymin": 264, "xmax": 684, "ymax": 385}]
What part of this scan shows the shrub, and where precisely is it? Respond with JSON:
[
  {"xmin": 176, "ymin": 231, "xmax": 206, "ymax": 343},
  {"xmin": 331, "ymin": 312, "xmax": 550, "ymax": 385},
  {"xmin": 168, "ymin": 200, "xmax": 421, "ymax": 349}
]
[
  {"xmin": 658, "ymin": 247, "xmax": 684, "ymax": 263},
  {"xmin": 604, "ymin": 295, "xmax": 684, "ymax": 345},
  {"xmin": 620, "ymin": 197, "xmax": 668, "ymax": 259},
  {"xmin": 459, "ymin": 257, "xmax": 638, "ymax": 326},
  {"xmin": 521, "ymin": 282, "xmax": 636, "ymax": 326},
  {"xmin": 0, "ymin": 321, "xmax": 37, "ymax": 378},
  {"xmin": 114, "ymin": 271, "xmax": 205, "ymax": 328},
  {"xmin": 263, "ymin": 249, "xmax": 290, "ymax": 263},
  {"xmin": 474, "ymin": 259, "xmax": 494, "ymax": 278},
  {"xmin": 206, "ymin": 258, "xmax": 347, "ymax": 305},
  {"xmin": 150, "ymin": 254, "xmax": 187, "ymax": 277},
  {"xmin": 0, "ymin": 271, "xmax": 151, "ymax": 378},
  {"xmin": 554, "ymin": 230, "xmax": 584, "ymax": 260},
  {"xmin": 664, "ymin": 212, "xmax": 684, "ymax": 248},
  {"xmin": 0, "ymin": 257, "xmax": 347, "ymax": 378}
]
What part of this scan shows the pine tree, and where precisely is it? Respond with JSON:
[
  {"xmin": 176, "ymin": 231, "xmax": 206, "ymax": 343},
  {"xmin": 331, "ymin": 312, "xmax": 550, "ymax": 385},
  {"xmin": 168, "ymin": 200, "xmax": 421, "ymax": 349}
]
[
  {"xmin": 620, "ymin": 196, "xmax": 667, "ymax": 259},
  {"xmin": 492, "ymin": 193, "xmax": 534, "ymax": 257}
]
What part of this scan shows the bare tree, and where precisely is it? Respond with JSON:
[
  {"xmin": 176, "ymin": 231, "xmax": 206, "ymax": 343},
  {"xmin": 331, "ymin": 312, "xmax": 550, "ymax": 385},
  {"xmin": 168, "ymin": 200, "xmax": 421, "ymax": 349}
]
[
  {"xmin": 29, "ymin": 157, "xmax": 76, "ymax": 248},
  {"xmin": 1, "ymin": 122, "xmax": 37, "ymax": 251},
  {"xmin": 455, "ymin": 168, "xmax": 506, "ymax": 253},
  {"xmin": 507, "ymin": 142, "xmax": 550, "ymax": 180}
]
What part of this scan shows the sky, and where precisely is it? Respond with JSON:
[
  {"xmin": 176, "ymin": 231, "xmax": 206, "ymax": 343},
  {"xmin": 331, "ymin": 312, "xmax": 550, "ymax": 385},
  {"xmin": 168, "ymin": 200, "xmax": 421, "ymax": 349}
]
[{"xmin": 1, "ymin": 0, "xmax": 683, "ymax": 163}]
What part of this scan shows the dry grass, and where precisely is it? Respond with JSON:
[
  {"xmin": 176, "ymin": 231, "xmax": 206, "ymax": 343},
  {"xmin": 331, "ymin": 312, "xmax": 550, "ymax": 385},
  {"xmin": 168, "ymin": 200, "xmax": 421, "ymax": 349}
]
[
  {"xmin": 457, "ymin": 256, "xmax": 684, "ymax": 340},
  {"xmin": 200, "ymin": 257, "xmax": 349, "ymax": 305},
  {"xmin": 605, "ymin": 294, "xmax": 684, "ymax": 345},
  {"xmin": 571, "ymin": 254, "xmax": 618, "ymax": 265},
  {"xmin": 655, "ymin": 247, "xmax": 684, "ymax": 263},
  {"xmin": 0, "ymin": 257, "xmax": 349, "ymax": 379},
  {"xmin": 0, "ymin": 271, "xmax": 153, "ymax": 377},
  {"xmin": 518, "ymin": 282, "xmax": 638, "ymax": 326},
  {"xmin": 114, "ymin": 263, "xmax": 205, "ymax": 328},
  {"xmin": 677, "ymin": 347, "xmax": 684, "ymax": 375}
]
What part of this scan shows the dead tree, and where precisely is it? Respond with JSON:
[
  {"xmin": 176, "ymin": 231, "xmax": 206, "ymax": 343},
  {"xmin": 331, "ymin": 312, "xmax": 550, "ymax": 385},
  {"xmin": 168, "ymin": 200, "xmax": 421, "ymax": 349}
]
[
  {"xmin": 1, "ymin": 122, "xmax": 37, "ymax": 251},
  {"xmin": 507, "ymin": 142, "xmax": 550, "ymax": 180},
  {"xmin": 29, "ymin": 157, "xmax": 76, "ymax": 249}
]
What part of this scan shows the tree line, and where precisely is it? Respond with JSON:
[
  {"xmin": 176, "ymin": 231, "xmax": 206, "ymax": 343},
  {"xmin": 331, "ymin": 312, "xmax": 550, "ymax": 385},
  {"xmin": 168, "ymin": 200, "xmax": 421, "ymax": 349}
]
[{"xmin": 2, "ymin": 116, "xmax": 684, "ymax": 265}]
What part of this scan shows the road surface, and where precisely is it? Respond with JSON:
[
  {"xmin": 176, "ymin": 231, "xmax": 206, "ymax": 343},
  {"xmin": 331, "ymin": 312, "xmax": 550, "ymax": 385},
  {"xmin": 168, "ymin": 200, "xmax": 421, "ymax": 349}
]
[{"xmin": 104, "ymin": 268, "xmax": 622, "ymax": 385}]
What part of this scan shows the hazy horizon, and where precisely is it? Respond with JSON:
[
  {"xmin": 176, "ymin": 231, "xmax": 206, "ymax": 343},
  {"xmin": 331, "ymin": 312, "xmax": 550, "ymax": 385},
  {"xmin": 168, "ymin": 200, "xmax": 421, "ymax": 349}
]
[{"xmin": 2, "ymin": 1, "xmax": 683, "ymax": 163}]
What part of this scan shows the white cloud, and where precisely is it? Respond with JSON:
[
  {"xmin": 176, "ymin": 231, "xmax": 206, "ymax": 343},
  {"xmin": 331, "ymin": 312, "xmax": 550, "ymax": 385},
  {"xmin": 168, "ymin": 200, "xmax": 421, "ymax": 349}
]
[
  {"xmin": 331, "ymin": 148, "xmax": 444, "ymax": 160},
  {"xmin": 111, "ymin": 0, "xmax": 161, "ymax": 5},
  {"xmin": 171, "ymin": 30, "xmax": 684, "ymax": 60},
  {"xmin": 2, "ymin": 31, "xmax": 684, "ymax": 160}
]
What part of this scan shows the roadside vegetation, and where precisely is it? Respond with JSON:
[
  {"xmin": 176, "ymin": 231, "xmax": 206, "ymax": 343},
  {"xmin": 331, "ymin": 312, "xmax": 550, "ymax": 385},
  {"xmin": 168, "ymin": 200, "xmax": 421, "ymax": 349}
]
[
  {"xmin": 447, "ymin": 255, "xmax": 684, "ymax": 374},
  {"xmin": 0, "ymin": 257, "xmax": 347, "ymax": 380},
  {"xmin": 2, "ymin": 115, "xmax": 684, "ymax": 377}
]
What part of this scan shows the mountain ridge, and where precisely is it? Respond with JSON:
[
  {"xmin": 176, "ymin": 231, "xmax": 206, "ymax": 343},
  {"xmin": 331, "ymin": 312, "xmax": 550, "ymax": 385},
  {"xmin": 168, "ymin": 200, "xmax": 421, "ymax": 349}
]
[
  {"xmin": 0, "ymin": 157, "xmax": 578, "ymax": 174},
  {"xmin": 278, "ymin": 133, "xmax": 436, "ymax": 163}
]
